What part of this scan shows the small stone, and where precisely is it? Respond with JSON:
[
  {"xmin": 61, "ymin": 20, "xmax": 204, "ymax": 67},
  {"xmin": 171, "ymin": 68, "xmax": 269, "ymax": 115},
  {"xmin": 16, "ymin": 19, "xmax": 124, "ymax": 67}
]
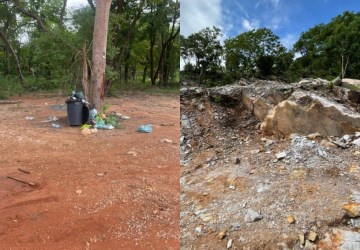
[
  {"xmin": 198, "ymin": 103, "xmax": 205, "ymax": 111},
  {"xmin": 354, "ymin": 151, "xmax": 360, "ymax": 156},
  {"xmin": 299, "ymin": 234, "xmax": 305, "ymax": 245},
  {"xmin": 352, "ymin": 138, "xmax": 360, "ymax": 147},
  {"xmin": 355, "ymin": 132, "xmax": 360, "ymax": 137},
  {"xmin": 264, "ymin": 140, "xmax": 274, "ymax": 147},
  {"xmin": 81, "ymin": 127, "xmax": 92, "ymax": 135},
  {"xmin": 218, "ymin": 229, "xmax": 227, "ymax": 240},
  {"xmin": 76, "ymin": 189, "xmax": 82, "ymax": 194},
  {"xmin": 333, "ymin": 140, "xmax": 349, "ymax": 148},
  {"xmin": 307, "ymin": 132, "xmax": 322, "ymax": 140},
  {"xmin": 307, "ymin": 231, "xmax": 317, "ymax": 242},
  {"xmin": 342, "ymin": 134, "xmax": 352, "ymax": 142},
  {"xmin": 304, "ymin": 240, "xmax": 316, "ymax": 250},
  {"xmin": 96, "ymin": 172, "xmax": 105, "ymax": 177},
  {"xmin": 180, "ymin": 136, "xmax": 185, "ymax": 145},
  {"xmin": 244, "ymin": 209, "xmax": 263, "ymax": 223},
  {"xmin": 215, "ymin": 148, "xmax": 224, "ymax": 153},
  {"xmin": 350, "ymin": 217, "xmax": 360, "ymax": 228},
  {"xmin": 320, "ymin": 140, "xmax": 336, "ymax": 147},
  {"xmin": 276, "ymin": 151, "xmax": 287, "ymax": 160},
  {"xmin": 342, "ymin": 203, "xmax": 360, "ymax": 217},
  {"xmin": 227, "ymin": 239, "xmax": 233, "ymax": 249},
  {"xmin": 234, "ymin": 157, "xmax": 241, "ymax": 164},
  {"xmin": 195, "ymin": 227, "xmax": 202, "ymax": 233},
  {"xmin": 287, "ymin": 215, "xmax": 296, "ymax": 224},
  {"xmin": 200, "ymin": 213, "xmax": 215, "ymax": 222}
]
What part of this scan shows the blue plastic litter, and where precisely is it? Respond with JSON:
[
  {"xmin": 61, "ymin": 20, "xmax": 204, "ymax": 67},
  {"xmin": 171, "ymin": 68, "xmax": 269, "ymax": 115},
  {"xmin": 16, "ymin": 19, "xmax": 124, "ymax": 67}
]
[
  {"xmin": 52, "ymin": 124, "xmax": 61, "ymax": 128},
  {"xmin": 137, "ymin": 124, "xmax": 153, "ymax": 133},
  {"xmin": 94, "ymin": 119, "xmax": 114, "ymax": 130}
]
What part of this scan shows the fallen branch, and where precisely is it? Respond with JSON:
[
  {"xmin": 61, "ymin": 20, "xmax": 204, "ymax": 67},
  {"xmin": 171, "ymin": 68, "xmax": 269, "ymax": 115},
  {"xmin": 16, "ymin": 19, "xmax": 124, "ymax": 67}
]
[
  {"xmin": 7, "ymin": 176, "xmax": 37, "ymax": 187},
  {"xmin": 0, "ymin": 100, "xmax": 22, "ymax": 104},
  {"xmin": 18, "ymin": 168, "xmax": 31, "ymax": 174}
]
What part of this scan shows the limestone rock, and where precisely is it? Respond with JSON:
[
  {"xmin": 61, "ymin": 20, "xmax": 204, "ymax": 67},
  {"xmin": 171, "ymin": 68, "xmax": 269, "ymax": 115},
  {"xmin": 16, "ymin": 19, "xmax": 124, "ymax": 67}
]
[
  {"xmin": 242, "ymin": 93, "xmax": 254, "ymax": 112},
  {"xmin": 261, "ymin": 90, "xmax": 360, "ymax": 137},
  {"xmin": 342, "ymin": 78, "xmax": 360, "ymax": 90},
  {"xmin": 244, "ymin": 209, "xmax": 263, "ymax": 222},
  {"xmin": 253, "ymin": 98, "xmax": 271, "ymax": 120},
  {"xmin": 319, "ymin": 228, "xmax": 360, "ymax": 250},
  {"xmin": 342, "ymin": 203, "xmax": 360, "ymax": 217}
]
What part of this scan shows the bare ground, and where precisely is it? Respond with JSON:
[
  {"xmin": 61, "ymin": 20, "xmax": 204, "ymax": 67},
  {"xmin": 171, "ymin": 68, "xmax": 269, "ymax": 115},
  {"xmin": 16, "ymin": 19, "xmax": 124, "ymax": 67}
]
[
  {"xmin": 180, "ymin": 87, "xmax": 360, "ymax": 249},
  {"xmin": 0, "ymin": 92, "xmax": 179, "ymax": 249}
]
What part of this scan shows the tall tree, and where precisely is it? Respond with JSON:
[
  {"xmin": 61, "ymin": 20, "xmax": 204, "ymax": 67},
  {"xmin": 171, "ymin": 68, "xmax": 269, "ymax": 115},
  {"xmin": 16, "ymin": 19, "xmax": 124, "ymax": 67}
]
[
  {"xmin": 224, "ymin": 28, "xmax": 286, "ymax": 79},
  {"xmin": 181, "ymin": 26, "xmax": 223, "ymax": 84},
  {"xmin": 90, "ymin": 0, "xmax": 112, "ymax": 111}
]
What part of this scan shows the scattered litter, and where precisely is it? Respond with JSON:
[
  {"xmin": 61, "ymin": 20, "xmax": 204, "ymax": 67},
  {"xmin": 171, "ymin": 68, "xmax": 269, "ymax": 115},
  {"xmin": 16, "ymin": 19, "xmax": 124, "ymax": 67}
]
[
  {"xmin": 161, "ymin": 138, "xmax": 173, "ymax": 143},
  {"xmin": 25, "ymin": 116, "xmax": 34, "ymax": 121},
  {"xmin": 51, "ymin": 104, "xmax": 66, "ymax": 110},
  {"xmin": 94, "ymin": 119, "xmax": 114, "ymax": 130},
  {"xmin": 127, "ymin": 151, "xmax": 138, "ymax": 157},
  {"xmin": 52, "ymin": 124, "xmax": 61, "ymax": 128},
  {"xmin": 42, "ymin": 116, "xmax": 59, "ymax": 123},
  {"xmin": 89, "ymin": 109, "xmax": 98, "ymax": 120},
  {"xmin": 115, "ymin": 113, "xmax": 130, "ymax": 120},
  {"xmin": 138, "ymin": 124, "xmax": 153, "ymax": 133}
]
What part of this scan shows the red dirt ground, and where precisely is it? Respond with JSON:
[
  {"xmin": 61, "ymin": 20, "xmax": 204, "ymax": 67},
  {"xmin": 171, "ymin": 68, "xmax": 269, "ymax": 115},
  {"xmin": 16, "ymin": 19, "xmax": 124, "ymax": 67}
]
[{"xmin": 0, "ymin": 92, "xmax": 179, "ymax": 249}]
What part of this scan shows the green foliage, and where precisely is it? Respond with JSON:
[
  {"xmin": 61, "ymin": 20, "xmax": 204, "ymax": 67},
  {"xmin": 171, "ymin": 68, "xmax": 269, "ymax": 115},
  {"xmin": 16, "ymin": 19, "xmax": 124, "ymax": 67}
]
[
  {"xmin": 0, "ymin": 0, "xmax": 179, "ymax": 97},
  {"xmin": 181, "ymin": 26, "xmax": 223, "ymax": 84},
  {"xmin": 293, "ymin": 11, "xmax": 360, "ymax": 79},
  {"xmin": 224, "ymin": 28, "xmax": 291, "ymax": 80}
]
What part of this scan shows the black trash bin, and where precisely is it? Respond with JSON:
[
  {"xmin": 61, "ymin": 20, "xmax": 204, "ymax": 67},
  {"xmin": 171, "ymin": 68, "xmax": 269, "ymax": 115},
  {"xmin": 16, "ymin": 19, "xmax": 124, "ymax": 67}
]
[{"xmin": 66, "ymin": 99, "xmax": 84, "ymax": 126}]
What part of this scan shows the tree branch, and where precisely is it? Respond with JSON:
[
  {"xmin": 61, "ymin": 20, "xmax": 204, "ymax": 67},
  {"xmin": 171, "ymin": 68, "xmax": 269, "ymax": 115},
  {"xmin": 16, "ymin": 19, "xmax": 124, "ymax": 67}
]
[
  {"xmin": 0, "ymin": 29, "xmax": 24, "ymax": 85},
  {"xmin": 59, "ymin": 0, "xmax": 67, "ymax": 29},
  {"xmin": 87, "ymin": 0, "xmax": 95, "ymax": 11},
  {"xmin": 11, "ymin": 0, "xmax": 48, "ymax": 32}
]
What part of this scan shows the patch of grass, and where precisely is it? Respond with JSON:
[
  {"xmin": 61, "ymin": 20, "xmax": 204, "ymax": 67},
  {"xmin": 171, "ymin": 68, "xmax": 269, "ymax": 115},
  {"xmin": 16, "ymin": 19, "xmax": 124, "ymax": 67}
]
[
  {"xmin": 109, "ymin": 79, "xmax": 179, "ymax": 95},
  {"xmin": 0, "ymin": 76, "xmax": 24, "ymax": 98}
]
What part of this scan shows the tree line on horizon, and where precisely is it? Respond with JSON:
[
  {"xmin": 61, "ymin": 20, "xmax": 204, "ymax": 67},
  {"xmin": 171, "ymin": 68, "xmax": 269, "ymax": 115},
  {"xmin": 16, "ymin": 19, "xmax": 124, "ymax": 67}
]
[
  {"xmin": 0, "ymin": 0, "xmax": 180, "ymax": 98},
  {"xmin": 180, "ymin": 11, "xmax": 360, "ymax": 86}
]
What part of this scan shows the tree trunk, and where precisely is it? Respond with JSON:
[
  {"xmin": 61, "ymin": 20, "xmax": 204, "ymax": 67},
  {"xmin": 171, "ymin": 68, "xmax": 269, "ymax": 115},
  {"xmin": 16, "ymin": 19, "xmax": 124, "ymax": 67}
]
[
  {"xmin": 142, "ymin": 64, "xmax": 148, "ymax": 83},
  {"xmin": 82, "ymin": 43, "xmax": 90, "ymax": 101},
  {"xmin": 59, "ymin": 0, "xmax": 67, "ymax": 29},
  {"xmin": 90, "ymin": 0, "xmax": 111, "ymax": 111},
  {"xmin": 0, "ymin": 30, "xmax": 24, "ymax": 85}
]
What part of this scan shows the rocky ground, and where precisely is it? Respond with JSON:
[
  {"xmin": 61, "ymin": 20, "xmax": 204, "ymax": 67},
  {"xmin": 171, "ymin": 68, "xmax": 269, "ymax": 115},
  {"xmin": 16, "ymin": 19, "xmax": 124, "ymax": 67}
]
[{"xmin": 180, "ymin": 78, "xmax": 360, "ymax": 250}]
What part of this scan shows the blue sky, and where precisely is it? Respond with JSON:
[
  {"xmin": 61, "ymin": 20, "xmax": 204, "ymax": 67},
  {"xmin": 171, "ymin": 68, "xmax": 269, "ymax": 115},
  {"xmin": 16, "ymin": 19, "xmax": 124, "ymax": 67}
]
[{"xmin": 181, "ymin": 0, "xmax": 360, "ymax": 50}]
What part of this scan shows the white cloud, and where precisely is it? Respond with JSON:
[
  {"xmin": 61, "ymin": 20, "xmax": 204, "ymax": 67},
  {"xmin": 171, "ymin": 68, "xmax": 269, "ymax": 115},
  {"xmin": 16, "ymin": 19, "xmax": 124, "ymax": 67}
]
[
  {"xmin": 241, "ymin": 18, "xmax": 259, "ymax": 31},
  {"xmin": 67, "ymin": 0, "xmax": 88, "ymax": 8},
  {"xmin": 256, "ymin": 0, "xmax": 282, "ymax": 9},
  {"xmin": 280, "ymin": 33, "xmax": 298, "ymax": 49},
  {"xmin": 180, "ymin": 0, "xmax": 222, "ymax": 36}
]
